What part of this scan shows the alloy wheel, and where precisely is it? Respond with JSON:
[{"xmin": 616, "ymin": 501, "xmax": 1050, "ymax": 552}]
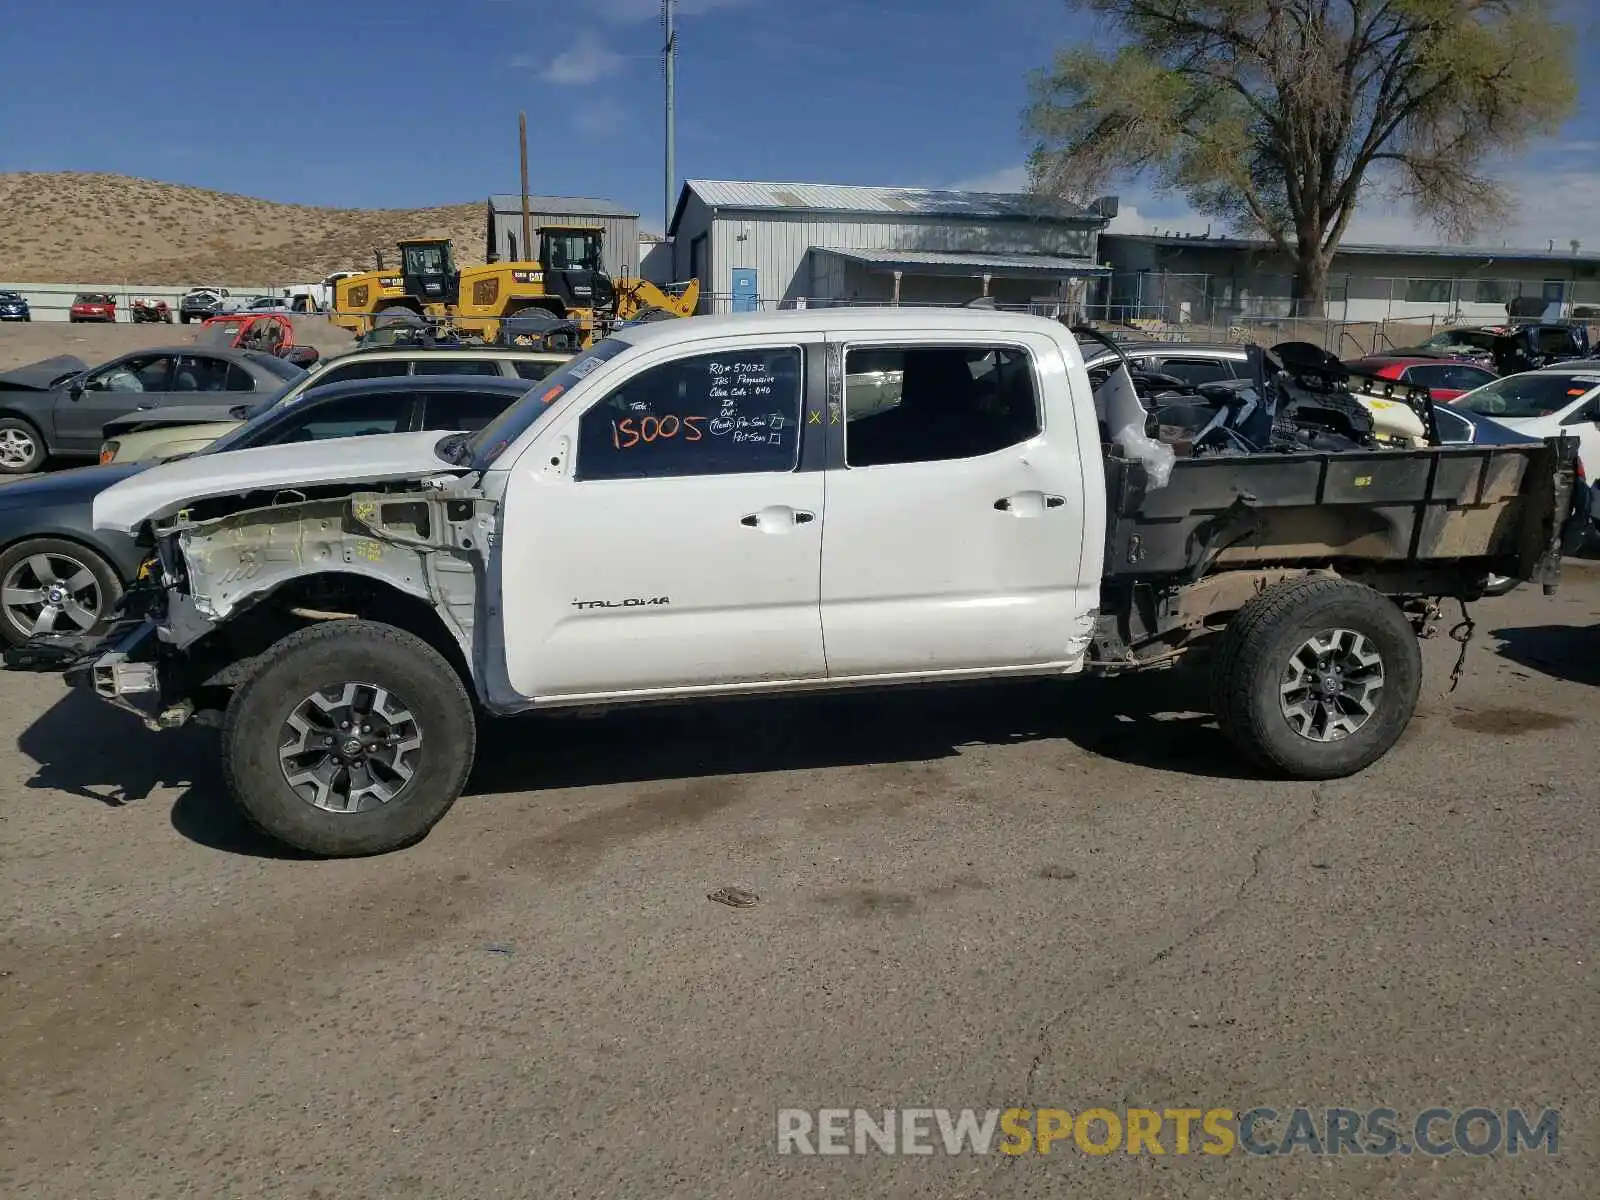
[
  {"xmin": 1278, "ymin": 628, "xmax": 1386, "ymax": 742},
  {"xmin": 0, "ymin": 427, "xmax": 37, "ymax": 470},
  {"xmin": 1, "ymin": 552, "xmax": 103, "ymax": 638},
  {"xmin": 278, "ymin": 681, "xmax": 424, "ymax": 813}
]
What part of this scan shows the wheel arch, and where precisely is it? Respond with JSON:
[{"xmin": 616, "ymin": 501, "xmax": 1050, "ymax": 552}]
[
  {"xmin": 0, "ymin": 526, "xmax": 140, "ymax": 583},
  {"xmin": 209, "ymin": 569, "xmax": 477, "ymax": 698}
]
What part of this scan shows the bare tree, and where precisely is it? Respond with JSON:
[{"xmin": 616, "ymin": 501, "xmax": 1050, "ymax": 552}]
[{"xmin": 1026, "ymin": 0, "xmax": 1577, "ymax": 311}]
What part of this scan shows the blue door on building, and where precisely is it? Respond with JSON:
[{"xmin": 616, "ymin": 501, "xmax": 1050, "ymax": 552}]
[{"xmin": 731, "ymin": 268, "xmax": 759, "ymax": 313}]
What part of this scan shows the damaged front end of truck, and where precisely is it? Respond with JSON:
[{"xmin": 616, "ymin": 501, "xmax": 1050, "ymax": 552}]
[{"xmin": 7, "ymin": 477, "xmax": 496, "ymax": 730}]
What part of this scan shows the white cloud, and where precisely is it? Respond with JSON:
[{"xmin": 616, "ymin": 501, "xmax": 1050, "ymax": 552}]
[{"xmin": 537, "ymin": 35, "xmax": 624, "ymax": 85}]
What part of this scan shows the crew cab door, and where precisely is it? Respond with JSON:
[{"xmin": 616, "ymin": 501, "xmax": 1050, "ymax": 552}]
[
  {"xmin": 496, "ymin": 336, "xmax": 827, "ymax": 700},
  {"xmin": 819, "ymin": 334, "xmax": 1095, "ymax": 678}
]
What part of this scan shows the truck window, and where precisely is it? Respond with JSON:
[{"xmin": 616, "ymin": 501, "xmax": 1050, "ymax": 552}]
[
  {"xmin": 575, "ymin": 347, "xmax": 803, "ymax": 481},
  {"xmin": 843, "ymin": 345, "xmax": 1040, "ymax": 467}
]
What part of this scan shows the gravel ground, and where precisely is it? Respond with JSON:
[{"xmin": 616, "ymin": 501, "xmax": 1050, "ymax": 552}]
[{"xmin": 0, "ymin": 567, "xmax": 1595, "ymax": 1198}]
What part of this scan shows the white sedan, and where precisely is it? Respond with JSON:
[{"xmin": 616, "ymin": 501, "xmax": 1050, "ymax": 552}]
[{"xmin": 1447, "ymin": 364, "xmax": 1600, "ymax": 480}]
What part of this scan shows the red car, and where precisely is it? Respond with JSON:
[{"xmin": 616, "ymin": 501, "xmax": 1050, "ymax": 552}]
[
  {"xmin": 68, "ymin": 292, "xmax": 117, "ymax": 323},
  {"xmin": 1341, "ymin": 355, "xmax": 1498, "ymax": 402}
]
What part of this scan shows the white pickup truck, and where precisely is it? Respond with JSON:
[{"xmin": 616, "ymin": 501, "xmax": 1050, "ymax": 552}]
[{"xmin": 8, "ymin": 309, "xmax": 1577, "ymax": 857}]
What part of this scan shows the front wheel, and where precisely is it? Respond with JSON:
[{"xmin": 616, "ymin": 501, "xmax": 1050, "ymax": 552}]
[
  {"xmin": 222, "ymin": 619, "xmax": 477, "ymax": 857},
  {"xmin": 1212, "ymin": 578, "xmax": 1422, "ymax": 779}
]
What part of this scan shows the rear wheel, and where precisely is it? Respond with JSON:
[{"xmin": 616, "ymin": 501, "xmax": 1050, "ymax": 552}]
[
  {"xmin": 0, "ymin": 538, "xmax": 122, "ymax": 648},
  {"xmin": 1212, "ymin": 578, "xmax": 1422, "ymax": 778},
  {"xmin": 222, "ymin": 620, "xmax": 476, "ymax": 857}
]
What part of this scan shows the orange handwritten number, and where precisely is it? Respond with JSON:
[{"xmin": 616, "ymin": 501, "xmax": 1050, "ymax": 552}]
[
  {"xmin": 684, "ymin": 416, "xmax": 704, "ymax": 441},
  {"xmin": 612, "ymin": 418, "xmax": 640, "ymax": 449}
]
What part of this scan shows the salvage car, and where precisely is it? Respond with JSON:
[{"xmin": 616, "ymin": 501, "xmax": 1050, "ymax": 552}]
[
  {"xmin": 1400, "ymin": 322, "xmax": 1593, "ymax": 375},
  {"xmin": 68, "ymin": 293, "xmax": 117, "ymax": 323},
  {"xmin": 99, "ymin": 347, "xmax": 572, "ymax": 464},
  {"xmin": 0, "ymin": 290, "xmax": 31, "ymax": 322},
  {"xmin": 0, "ymin": 346, "xmax": 305, "ymax": 474},
  {"xmin": 15, "ymin": 308, "xmax": 1578, "ymax": 858},
  {"xmin": 1340, "ymin": 355, "xmax": 1497, "ymax": 402},
  {"xmin": 1447, "ymin": 365, "xmax": 1600, "ymax": 481},
  {"xmin": 0, "ymin": 374, "xmax": 536, "ymax": 647}
]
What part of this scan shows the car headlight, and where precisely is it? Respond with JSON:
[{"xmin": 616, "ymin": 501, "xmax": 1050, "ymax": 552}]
[{"xmin": 99, "ymin": 441, "xmax": 119, "ymax": 465}]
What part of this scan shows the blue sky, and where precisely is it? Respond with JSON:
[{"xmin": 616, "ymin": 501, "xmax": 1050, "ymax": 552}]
[{"xmin": 2, "ymin": 0, "xmax": 1598, "ymax": 244}]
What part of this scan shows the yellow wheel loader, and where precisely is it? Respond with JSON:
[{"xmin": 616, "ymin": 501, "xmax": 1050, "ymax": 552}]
[{"xmin": 330, "ymin": 233, "xmax": 699, "ymax": 345}]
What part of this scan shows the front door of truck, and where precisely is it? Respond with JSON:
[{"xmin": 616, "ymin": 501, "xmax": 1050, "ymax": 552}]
[
  {"xmin": 819, "ymin": 335, "xmax": 1093, "ymax": 679},
  {"xmin": 497, "ymin": 336, "xmax": 828, "ymax": 700}
]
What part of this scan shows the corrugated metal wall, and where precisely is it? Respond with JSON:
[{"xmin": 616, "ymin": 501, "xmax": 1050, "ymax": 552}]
[
  {"xmin": 678, "ymin": 209, "xmax": 1101, "ymax": 310},
  {"xmin": 486, "ymin": 209, "xmax": 641, "ymax": 280}
]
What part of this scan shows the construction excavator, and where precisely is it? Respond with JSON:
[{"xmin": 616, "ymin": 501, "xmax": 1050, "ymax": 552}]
[{"xmin": 329, "ymin": 231, "xmax": 699, "ymax": 346}]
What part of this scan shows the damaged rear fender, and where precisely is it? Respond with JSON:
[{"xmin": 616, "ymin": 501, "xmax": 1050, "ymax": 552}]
[{"xmin": 164, "ymin": 489, "xmax": 495, "ymax": 665}]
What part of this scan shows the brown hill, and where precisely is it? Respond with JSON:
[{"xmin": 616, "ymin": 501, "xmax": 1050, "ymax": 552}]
[{"xmin": 0, "ymin": 172, "xmax": 485, "ymax": 286}]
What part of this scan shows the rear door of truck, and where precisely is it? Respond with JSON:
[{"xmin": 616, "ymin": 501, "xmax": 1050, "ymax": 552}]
[{"xmin": 818, "ymin": 330, "xmax": 1098, "ymax": 678}]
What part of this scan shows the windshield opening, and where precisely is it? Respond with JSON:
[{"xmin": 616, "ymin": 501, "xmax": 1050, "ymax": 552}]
[
  {"xmin": 1452, "ymin": 373, "xmax": 1600, "ymax": 419},
  {"xmin": 463, "ymin": 337, "xmax": 632, "ymax": 468}
]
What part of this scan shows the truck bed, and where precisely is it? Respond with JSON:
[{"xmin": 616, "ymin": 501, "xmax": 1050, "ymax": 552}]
[{"xmin": 1102, "ymin": 436, "xmax": 1578, "ymax": 588}]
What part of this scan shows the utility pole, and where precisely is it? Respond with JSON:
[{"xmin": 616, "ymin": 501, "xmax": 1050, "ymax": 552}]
[
  {"xmin": 663, "ymin": 0, "xmax": 677, "ymax": 235},
  {"xmin": 518, "ymin": 111, "xmax": 533, "ymax": 264}
]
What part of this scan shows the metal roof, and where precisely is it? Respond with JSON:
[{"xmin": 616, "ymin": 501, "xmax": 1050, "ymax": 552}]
[
  {"xmin": 818, "ymin": 247, "xmax": 1110, "ymax": 277},
  {"xmin": 676, "ymin": 179, "xmax": 1100, "ymax": 226},
  {"xmin": 486, "ymin": 194, "xmax": 638, "ymax": 218},
  {"xmin": 1103, "ymin": 232, "xmax": 1600, "ymax": 264}
]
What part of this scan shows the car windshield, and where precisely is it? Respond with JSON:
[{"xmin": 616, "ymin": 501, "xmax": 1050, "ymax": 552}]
[
  {"xmin": 1452, "ymin": 372, "xmax": 1600, "ymax": 419},
  {"xmin": 462, "ymin": 337, "xmax": 631, "ymax": 468}
]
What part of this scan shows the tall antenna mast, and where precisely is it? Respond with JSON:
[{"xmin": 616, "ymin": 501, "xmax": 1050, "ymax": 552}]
[{"xmin": 663, "ymin": 0, "xmax": 677, "ymax": 235}]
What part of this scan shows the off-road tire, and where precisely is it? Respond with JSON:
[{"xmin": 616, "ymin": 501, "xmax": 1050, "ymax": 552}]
[
  {"xmin": 0, "ymin": 415, "xmax": 48, "ymax": 474},
  {"xmin": 1212, "ymin": 578, "xmax": 1422, "ymax": 779},
  {"xmin": 222, "ymin": 620, "xmax": 477, "ymax": 857}
]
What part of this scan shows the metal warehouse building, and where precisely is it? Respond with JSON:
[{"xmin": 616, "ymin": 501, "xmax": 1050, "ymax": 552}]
[
  {"xmin": 484, "ymin": 195, "xmax": 641, "ymax": 281},
  {"xmin": 1099, "ymin": 232, "xmax": 1600, "ymax": 325},
  {"xmin": 667, "ymin": 180, "xmax": 1117, "ymax": 314}
]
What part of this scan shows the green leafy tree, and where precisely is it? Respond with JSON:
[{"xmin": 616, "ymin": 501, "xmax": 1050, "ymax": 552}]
[{"xmin": 1026, "ymin": 0, "xmax": 1577, "ymax": 311}]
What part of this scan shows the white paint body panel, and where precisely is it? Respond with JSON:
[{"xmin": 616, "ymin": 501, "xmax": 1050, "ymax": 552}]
[
  {"xmin": 480, "ymin": 309, "xmax": 1107, "ymax": 708},
  {"xmin": 818, "ymin": 330, "xmax": 1098, "ymax": 677}
]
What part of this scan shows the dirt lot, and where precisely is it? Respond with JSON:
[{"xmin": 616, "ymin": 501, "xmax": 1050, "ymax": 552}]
[
  {"xmin": 0, "ymin": 316, "xmax": 354, "ymax": 374},
  {"xmin": 0, "ymin": 567, "xmax": 1596, "ymax": 1198}
]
